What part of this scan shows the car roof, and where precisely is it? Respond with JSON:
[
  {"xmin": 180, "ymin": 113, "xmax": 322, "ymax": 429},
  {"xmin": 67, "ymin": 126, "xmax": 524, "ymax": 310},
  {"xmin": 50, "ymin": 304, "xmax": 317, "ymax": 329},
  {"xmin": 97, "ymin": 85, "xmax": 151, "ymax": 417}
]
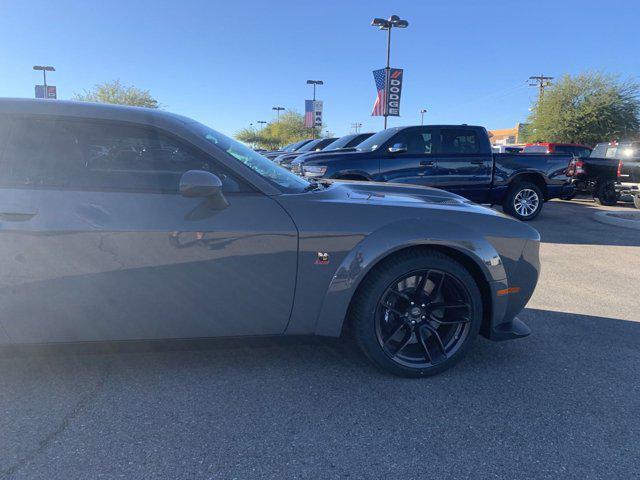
[{"xmin": 0, "ymin": 98, "xmax": 194, "ymax": 130}]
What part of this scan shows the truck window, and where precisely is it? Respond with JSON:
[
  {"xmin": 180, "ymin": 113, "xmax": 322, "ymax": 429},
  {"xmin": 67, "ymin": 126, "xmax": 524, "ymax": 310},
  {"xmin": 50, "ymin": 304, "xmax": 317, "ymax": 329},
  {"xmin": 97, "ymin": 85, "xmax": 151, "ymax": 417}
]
[
  {"xmin": 393, "ymin": 129, "xmax": 433, "ymax": 154},
  {"xmin": 440, "ymin": 129, "xmax": 480, "ymax": 154}
]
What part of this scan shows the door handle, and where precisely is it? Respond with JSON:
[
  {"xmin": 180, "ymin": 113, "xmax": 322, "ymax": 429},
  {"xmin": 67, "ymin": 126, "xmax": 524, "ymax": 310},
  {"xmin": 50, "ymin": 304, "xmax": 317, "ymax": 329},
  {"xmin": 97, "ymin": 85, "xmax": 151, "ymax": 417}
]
[
  {"xmin": 470, "ymin": 160, "xmax": 485, "ymax": 165},
  {"xmin": 420, "ymin": 160, "xmax": 435, "ymax": 166},
  {"xmin": 0, "ymin": 211, "xmax": 37, "ymax": 221}
]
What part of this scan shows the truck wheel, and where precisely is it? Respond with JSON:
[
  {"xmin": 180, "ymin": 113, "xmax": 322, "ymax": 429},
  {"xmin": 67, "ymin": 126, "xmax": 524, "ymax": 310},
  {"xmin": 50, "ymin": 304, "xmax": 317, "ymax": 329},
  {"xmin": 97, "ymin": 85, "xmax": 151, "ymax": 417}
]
[
  {"xmin": 634, "ymin": 195, "xmax": 640, "ymax": 210},
  {"xmin": 350, "ymin": 249, "xmax": 482, "ymax": 377},
  {"xmin": 502, "ymin": 182, "xmax": 543, "ymax": 221},
  {"xmin": 594, "ymin": 181, "xmax": 618, "ymax": 206}
]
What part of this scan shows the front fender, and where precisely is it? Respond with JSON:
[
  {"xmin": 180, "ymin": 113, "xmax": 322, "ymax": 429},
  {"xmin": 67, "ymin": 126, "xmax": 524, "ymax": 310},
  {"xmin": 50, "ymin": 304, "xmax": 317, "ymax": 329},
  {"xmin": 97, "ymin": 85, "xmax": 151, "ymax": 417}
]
[{"xmin": 313, "ymin": 217, "xmax": 506, "ymax": 337}]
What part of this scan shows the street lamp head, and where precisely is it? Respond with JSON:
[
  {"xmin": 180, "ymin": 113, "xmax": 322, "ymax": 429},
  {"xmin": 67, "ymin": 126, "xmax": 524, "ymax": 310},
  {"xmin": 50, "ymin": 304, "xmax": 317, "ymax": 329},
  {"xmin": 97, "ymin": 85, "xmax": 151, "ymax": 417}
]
[
  {"xmin": 306, "ymin": 80, "xmax": 324, "ymax": 85},
  {"xmin": 33, "ymin": 65, "xmax": 55, "ymax": 71},
  {"xmin": 420, "ymin": 109, "xmax": 427, "ymax": 113},
  {"xmin": 371, "ymin": 17, "xmax": 389, "ymax": 28},
  {"xmin": 394, "ymin": 19, "xmax": 409, "ymax": 28},
  {"xmin": 389, "ymin": 15, "xmax": 400, "ymax": 22}
]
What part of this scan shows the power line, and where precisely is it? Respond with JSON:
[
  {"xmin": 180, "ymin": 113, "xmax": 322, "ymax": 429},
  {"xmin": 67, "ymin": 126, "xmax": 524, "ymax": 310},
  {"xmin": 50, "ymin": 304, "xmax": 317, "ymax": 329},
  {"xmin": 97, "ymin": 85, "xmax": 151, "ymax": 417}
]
[{"xmin": 528, "ymin": 74, "xmax": 554, "ymax": 102}]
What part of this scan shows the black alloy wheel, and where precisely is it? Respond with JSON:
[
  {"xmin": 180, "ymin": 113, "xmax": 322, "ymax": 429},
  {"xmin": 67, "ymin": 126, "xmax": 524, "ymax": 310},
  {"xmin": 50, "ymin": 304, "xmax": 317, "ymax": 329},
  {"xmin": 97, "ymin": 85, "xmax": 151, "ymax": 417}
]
[
  {"xmin": 352, "ymin": 250, "xmax": 482, "ymax": 377},
  {"xmin": 375, "ymin": 269, "xmax": 472, "ymax": 369}
]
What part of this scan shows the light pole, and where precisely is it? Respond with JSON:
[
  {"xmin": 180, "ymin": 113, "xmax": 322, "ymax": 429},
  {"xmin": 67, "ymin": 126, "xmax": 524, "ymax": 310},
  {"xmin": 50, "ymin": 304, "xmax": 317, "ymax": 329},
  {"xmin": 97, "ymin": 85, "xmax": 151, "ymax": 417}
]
[
  {"xmin": 257, "ymin": 120, "xmax": 267, "ymax": 129},
  {"xmin": 371, "ymin": 15, "xmax": 408, "ymax": 128},
  {"xmin": 33, "ymin": 65, "xmax": 55, "ymax": 99},
  {"xmin": 272, "ymin": 106, "xmax": 284, "ymax": 122},
  {"xmin": 420, "ymin": 108, "xmax": 427, "ymax": 125},
  {"xmin": 306, "ymin": 80, "xmax": 323, "ymax": 138},
  {"xmin": 351, "ymin": 122, "xmax": 362, "ymax": 133}
]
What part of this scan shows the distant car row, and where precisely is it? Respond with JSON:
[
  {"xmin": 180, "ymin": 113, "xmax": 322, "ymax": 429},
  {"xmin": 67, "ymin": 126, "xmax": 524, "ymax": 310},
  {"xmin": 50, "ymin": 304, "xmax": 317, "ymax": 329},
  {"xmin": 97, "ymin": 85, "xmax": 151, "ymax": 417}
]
[
  {"xmin": 259, "ymin": 125, "xmax": 578, "ymax": 221},
  {"xmin": 260, "ymin": 132, "xmax": 640, "ymax": 212}
]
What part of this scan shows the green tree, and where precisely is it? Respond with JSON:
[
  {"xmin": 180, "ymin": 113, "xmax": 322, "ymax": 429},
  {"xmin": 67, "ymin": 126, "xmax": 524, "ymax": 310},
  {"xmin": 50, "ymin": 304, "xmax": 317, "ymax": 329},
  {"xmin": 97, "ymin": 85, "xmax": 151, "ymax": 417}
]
[
  {"xmin": 73, "ymin": 80, "xmax": 160, "ymax": 108},
  {"xmin": 525, "ymin": 73, "xmax": 640, "ymax": 145},
  {"xmin": 236, "ymin": 110, "xmax": 325, "ymax": 149}
]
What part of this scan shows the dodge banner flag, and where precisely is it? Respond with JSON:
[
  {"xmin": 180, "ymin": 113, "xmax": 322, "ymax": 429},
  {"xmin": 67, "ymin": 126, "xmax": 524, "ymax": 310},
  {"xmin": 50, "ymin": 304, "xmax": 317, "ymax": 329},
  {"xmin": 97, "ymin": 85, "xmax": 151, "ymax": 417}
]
[
  {"xmin": 371, "ymin": 68, "xmax": 404, "ymax": 117},
  {"xmin": 386, "ymin": 68, "xmax": 403, "ymax": 116},
  {"xmin": 305, "ymin": 100, "xmax": 323, "ymax": 128}
]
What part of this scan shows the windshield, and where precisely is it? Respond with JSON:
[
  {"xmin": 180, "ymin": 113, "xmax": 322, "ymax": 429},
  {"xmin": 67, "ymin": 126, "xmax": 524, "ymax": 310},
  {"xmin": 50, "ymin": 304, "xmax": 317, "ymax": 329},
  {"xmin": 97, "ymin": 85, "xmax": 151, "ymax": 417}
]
[
  {"xmin": 356, "ymin": 128, "xmax": 400, "ymax": 151},
  {"xmin": 322, "ymin": 135, "xmax": 356, "ymax": 151},
  {"xmin": 199, "ymin": 124, "xmax": 310, "ymax": 192},
  {"xmin": 283, "ymin": 139, "xmax": 308, "ymax": 152},
  {"xmin": 296, "ymin": 139, "xmax": 323, "ymax": 152},
  {"xmin": 591, "ymin": 142, "xmax": 640, "ymax": 160}
]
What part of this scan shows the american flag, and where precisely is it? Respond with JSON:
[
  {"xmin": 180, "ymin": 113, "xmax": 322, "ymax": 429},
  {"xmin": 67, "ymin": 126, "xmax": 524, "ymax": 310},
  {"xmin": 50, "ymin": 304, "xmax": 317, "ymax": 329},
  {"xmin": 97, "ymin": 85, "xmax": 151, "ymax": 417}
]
[
  {"xmin": 304, "ymin": 100, "xmax": 314, "ymax": 127},
  {"xmin": 371, "ymin": 68, "xmax": 387, "ymax": 116}
]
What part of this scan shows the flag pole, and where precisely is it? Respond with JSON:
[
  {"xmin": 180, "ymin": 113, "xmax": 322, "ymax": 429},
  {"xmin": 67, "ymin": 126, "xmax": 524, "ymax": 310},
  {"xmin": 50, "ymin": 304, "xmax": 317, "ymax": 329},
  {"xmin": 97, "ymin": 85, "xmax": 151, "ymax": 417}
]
[{"xmin": 384, "ymin": 25, "xmax": 391, "ymax": 129}]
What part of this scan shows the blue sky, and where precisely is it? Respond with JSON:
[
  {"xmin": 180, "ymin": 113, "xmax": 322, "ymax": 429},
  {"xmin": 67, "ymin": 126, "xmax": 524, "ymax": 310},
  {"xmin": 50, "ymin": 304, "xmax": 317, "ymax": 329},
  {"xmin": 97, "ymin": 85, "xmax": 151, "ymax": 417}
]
[{"xmin": 1, "ymin": 0, "xmax": 638, "ymax": 137}]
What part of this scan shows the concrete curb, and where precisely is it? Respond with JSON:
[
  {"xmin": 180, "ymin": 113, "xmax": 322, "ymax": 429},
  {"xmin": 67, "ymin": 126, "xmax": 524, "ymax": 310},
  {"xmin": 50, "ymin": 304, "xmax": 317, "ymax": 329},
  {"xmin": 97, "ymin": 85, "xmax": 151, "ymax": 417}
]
[{"xmin": 593, "ymin": 211, "xmax": 640, "ymax": 230}]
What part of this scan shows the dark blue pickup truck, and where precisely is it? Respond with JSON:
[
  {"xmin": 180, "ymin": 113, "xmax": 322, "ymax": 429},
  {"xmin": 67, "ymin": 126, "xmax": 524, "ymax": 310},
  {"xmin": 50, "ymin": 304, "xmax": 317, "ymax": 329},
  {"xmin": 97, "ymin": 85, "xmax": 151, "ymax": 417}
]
[{"xmin": 291, "ymin": 125, "xmax": 574, "ymax": 220}]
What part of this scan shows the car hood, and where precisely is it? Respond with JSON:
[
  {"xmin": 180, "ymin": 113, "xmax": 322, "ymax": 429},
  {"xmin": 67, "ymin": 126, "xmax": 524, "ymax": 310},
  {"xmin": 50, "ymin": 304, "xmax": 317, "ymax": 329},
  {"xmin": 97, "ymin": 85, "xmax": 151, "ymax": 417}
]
[
  {"xmin": 292, "ymin": 148, "xmax": 359, "ymax": 164},
  {"xmin": 323, "ymin": 179, "xmax": 482, "ymax": 208}
]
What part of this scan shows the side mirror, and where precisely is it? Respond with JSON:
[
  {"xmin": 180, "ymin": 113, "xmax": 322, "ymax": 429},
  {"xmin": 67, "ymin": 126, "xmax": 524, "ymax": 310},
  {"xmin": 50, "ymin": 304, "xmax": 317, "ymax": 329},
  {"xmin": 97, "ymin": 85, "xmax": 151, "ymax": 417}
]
[
  {"xmin": 180, "ymin": 170, "xmax": 222, "ymax": 198},
  {"xmin": 388, "ymin": 143, "xmax": 408, "ymax": 154}
]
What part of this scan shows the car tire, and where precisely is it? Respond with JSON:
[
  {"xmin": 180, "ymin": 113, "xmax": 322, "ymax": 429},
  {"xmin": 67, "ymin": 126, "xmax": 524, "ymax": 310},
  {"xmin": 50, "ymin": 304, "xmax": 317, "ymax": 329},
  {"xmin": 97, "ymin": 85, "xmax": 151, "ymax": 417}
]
[
  {"xmin": 350, "ymin": 249, "xmax": 482, "ymax": 378},
  {"xmin": 634, "ymin": 195, "xmax": 640, "ymax": 210},
  {"xmin": 502, "ymin": 182, "xmax": 544, "ymax": 221},
  {"xmin": 561, "ymin": 192, "xmax": 576, "ymax": 201},
  {"xmin": 594, "ymin": 180, "xmax": 619, "ymax": 206}
]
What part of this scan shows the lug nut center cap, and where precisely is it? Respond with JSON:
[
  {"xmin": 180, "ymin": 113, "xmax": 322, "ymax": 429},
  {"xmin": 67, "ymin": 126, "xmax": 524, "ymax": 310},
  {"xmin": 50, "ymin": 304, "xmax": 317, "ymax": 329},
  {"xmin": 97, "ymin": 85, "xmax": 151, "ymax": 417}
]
[{"xmin": 409, "ymin": 307, "xmax": 422, "ymax": 318}]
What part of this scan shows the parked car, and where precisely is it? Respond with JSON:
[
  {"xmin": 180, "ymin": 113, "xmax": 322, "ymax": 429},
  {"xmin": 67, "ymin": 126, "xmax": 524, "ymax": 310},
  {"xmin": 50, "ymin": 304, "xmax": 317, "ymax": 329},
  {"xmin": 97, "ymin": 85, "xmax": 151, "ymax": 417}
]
[
  {"xmin": 0, "ymin": 99, "xmax": 540, "ymax": 378},
  {"xmin": 263, "ymin": 139, "xmax": 313, "ymax": 160},
  {"xmin": 593, "ymin": 141, "xmax": 640, "ymax": 207},
  {"xmin": 273, "ymin": 137, "xmax": 337, "ymax": 168},
  {"xmin": 523, "ymin": 142, "xmax": 592, "ymax": 157},
  {"xmin": 565, "ymin": 155, "xmax": 621, "ymax": 205},
  {"xmin": 320, "ymin": 133, "xmax": 375, "ymax": 152},
  {"xmin": 291, "ymin": 133, "xmax": 375, "ymax": 172},
  {"xmin": 296, "ymin": 125, "xmax": 575, "ymax": 221}
]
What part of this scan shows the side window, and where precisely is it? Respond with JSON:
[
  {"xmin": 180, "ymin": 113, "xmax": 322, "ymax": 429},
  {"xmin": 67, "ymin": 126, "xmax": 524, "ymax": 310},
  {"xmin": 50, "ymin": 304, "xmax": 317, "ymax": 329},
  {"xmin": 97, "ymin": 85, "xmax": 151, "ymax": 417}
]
[
  {"xmin": 392, "ymin": 129, "xmax": 433, "ymax": 154},
  {"xmin": 0, "ymin": 117, "xmax": 250, "ymax": 193},
  {"xmin": 439, "ymin": 129, "xmax": 480, "ymax": 154}
]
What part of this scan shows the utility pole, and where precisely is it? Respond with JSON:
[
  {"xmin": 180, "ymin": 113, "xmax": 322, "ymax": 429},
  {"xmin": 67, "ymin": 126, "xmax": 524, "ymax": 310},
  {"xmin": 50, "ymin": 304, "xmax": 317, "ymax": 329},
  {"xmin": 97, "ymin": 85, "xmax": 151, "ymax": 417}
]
[
  {"xmin": 528, "ymin": 74, "xmax": 554, "ymax": 102},
  {"xmin": 351, "ymin": 122, "xmax": 362, "ymax": 133}
]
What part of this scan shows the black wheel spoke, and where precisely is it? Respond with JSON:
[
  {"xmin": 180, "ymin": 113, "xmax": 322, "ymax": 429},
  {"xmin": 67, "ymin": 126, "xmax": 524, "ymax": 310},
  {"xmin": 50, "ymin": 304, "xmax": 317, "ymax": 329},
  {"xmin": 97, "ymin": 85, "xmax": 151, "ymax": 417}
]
[
  {"xmin": 422, "ymin": 324, "xmax": 447, "ymax": 359},
  {"xmin": 379, "ymin": 301, "xmax": 405, "ymax": 318},
  {"xmin": 416, "ymin": 327, "xmax": 433, "ymax": 363},
  {"xmin": 383, "ymin": 321, "xmax": 406, "ymax": 346},
  {"xmin": 429, "ymin": 272, "xmax": 445, "ymax": 299},
  {"xmin": 389, "ymin": 329, "xmax": 413, "ymax": 357},
  {"xmin": 413, "ymin": 272, "xmax": 429, "ymax": 301},
  {"xmin": 388, "ymin": 289, "xmax": 411, "ymax": 302}
]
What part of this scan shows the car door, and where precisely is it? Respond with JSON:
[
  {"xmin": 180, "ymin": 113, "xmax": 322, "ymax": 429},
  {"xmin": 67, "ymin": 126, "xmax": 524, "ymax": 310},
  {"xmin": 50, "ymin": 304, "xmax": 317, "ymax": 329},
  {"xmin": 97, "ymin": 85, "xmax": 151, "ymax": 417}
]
[
  {"xmin": 378, "ymin": 127, "xmax": 438, "ymax": 185},
  {"xmin": 430, "ymin": 127, "xmax": 493, "ymax": 203},
  {"xmin": 0, "ymin": 115, "xmax": 298, "ymax": 344}
]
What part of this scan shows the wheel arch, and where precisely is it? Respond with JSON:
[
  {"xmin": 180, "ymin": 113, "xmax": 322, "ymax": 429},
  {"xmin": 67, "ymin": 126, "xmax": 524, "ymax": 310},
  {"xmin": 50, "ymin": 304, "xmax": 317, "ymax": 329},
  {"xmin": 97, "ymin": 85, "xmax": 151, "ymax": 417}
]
[
  {"xmin": 312, "ymin": 219, "xmax": 505, "ymax": 338},
  {"xmin": 509, "ymin": 172, "xmax": 548, "ymax": 199}
]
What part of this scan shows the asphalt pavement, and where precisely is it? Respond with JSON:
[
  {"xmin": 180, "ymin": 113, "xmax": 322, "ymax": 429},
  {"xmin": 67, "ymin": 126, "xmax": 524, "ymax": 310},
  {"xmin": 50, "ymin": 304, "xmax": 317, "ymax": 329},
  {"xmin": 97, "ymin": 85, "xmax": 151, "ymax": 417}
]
[{"xmin": 1, "ymin": 198, "xmax": 639, "ymax": 480}]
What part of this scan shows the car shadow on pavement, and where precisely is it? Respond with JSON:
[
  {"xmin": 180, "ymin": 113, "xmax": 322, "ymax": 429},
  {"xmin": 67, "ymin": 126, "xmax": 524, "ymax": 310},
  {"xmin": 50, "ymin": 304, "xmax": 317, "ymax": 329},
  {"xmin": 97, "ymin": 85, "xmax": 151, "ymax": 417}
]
[{"xmin": 1, "ymin": 308, "xmax": 639, "ymax": 478}]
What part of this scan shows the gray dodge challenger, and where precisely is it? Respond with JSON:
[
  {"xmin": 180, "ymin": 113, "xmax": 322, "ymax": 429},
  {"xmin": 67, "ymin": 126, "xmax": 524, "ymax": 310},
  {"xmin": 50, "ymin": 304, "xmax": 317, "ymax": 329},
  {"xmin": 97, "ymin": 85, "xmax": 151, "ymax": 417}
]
[{"xmin": 0, "ymin": 99, "xmax": 539, "ymax": 377}]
